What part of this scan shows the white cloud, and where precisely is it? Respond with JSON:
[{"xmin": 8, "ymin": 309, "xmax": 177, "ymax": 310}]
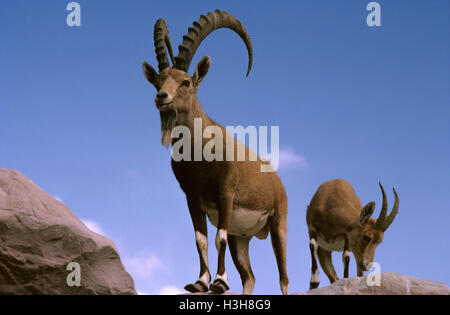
[
  {"xmin": 81, "ymin": 219, "xmax": 105, "ymax": 235},
  {"xmin": 279, "ymin": 147, "xmax": 307, "ymax": 170},
  {"xmin": 54, "ymin": 196, "xmax": 63, "ymax": 203},
  {"xmin": 263, "ymin": 147, "xmax": 307, "ymax": 171},
  {"xmin": 123, "ymin": 254, "xmax": 165, "ymax": 278},
  {"xmin": 158, "ymin": 285, "xmax": 183, "ymax": 295},
  {"xmin": 137, "ymin": 290, "xmax": 150, "ymax": 295}
]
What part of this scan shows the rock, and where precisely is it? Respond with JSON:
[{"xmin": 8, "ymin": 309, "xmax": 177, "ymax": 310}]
[
  {"xmin": 0, "ymin": 168, "xmax": 136, "ymax": 294},
  {"xmin": 183, "ymin": 273, "xmax": 449, "ymax": 295},
  {"xmin": 294, "ymin": 272, "xmax": 449, "ymax": 295}
]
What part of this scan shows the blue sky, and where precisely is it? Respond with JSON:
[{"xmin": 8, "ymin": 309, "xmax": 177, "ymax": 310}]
[{"xmin": 1, "ymin": 0, "xmax": 449, "ymax": 294}]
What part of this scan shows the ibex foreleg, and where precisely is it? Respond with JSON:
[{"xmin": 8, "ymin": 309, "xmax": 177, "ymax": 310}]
[
  {"xmin": 228, "ymin": 235, "xmax": 255, "ymax": 294},
  {"xmin": 184, "ymin": 203, "xmax": 211, "ymax": 293},
  {"xmin": 342, "ymin": 235, "xmax": 351, "ymax": 278},
  {"xmin": 209, "ymin": 190, "xmax": 234, "ymax": 293},
  {"xmin": 317, "ymin": 247, "xmax": 339, "ymax": 284},
  {"xmin": 357, "ymin": 264, "xmax": 365, "ymax": 277}
]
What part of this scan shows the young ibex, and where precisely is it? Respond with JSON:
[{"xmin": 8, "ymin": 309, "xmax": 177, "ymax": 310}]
[
  {"xmin": 306, "ymin": 179, "xmax": 399, "ymax": 289},
  {"xmin": 142, "ymin": 10, "xmax": 289, "ymax": 294}
]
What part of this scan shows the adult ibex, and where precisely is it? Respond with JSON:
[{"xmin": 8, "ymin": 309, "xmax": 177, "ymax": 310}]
[
  {"xmin": 306, "ymin": 179, "xmax": 399, "ymax": 289},
  {"xmin": 142, "ymin": 10, "xmax": 289, "ymax": 294}
]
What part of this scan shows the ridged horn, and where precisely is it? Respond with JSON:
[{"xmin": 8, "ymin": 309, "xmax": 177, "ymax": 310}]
[
  {"xmin": 374, "ymin": 182, "xmax": 399, "ymax": 231},
  {"xmin": 174, "ymin": 10, "xmax": 253, "ymax": 76},
  {"xmin": 154, "ymin": 19, "xmax": 175, "ymax": 72},
  {"xmin": 374, "ymin": 182, "xmax": 388, "ymax": 230}
]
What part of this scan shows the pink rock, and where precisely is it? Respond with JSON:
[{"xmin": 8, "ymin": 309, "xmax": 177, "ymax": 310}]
[{"xmin": 0, "ymin": 169, "xmax": 136, "ymax": 295}]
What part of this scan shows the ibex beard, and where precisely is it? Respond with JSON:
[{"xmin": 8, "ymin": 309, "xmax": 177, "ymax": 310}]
[{"xmin": 142, "ymin": 10, "xmax": 289, "ymax": 294}]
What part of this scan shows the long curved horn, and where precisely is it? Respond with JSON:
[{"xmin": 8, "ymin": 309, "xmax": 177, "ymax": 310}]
[
  {"xmin": 383, "ymin": 188, "xmax": 399, "ymax": 230},
  {"xmin": 174, "ymin": 10, "xmax": 253, "ymax": 76},
  {"xmin": 154, "ymin": 19, "xmax": 175, "ymax": 72},
  {"xmin": 374, "ymin": 183, "xmax": 399, "ymax": 231}
]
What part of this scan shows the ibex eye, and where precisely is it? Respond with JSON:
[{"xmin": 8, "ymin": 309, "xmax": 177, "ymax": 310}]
[
  {"xmin": 363, "ymin": 235, "xmax": 372, "ymax": 242},
  {"xmin": 181, "ymin": 80, "xmax": 190, "ymax": 87}
]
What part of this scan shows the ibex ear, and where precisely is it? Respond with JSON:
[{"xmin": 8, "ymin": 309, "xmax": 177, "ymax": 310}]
[
  {"xmin": 142, "ymin": 62, "xmax": 158, "ymax": 88},
  {"xmin": 358, "ymin": 202, "xmax": 375, "ymax": 225},
  {"xmin": 192, "ymin": 56, "xmax": 211, "ymax": 87}
]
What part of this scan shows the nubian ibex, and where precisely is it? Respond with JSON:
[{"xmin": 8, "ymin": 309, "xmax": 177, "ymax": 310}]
[
  {"xmin": 306, "ymin": 179, "xmax": 399, "ymax": 289},
  {"xmin": 142, "ymin": 10, "xmax": 289, "ymax": 294}
]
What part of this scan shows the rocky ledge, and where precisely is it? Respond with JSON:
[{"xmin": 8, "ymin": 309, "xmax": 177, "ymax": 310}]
[
  {"xmin": 294, "ymin": 272, "xmax": 449, "ymax": 295},
  {"xmin": 0, "ymin": 168, "xmax": 136, "ymax": 294}
]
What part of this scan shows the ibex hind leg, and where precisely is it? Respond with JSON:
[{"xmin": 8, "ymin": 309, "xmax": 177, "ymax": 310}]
[
  {"xmin": 308, "ymin": 232, "xmax": 320, "ymax": 290},
  {"xmin": 268, "ymin": 209, "xmax": 289, "ymax": 295},
  {"xmin": 228, "ymin": 234, "xmax": 255, "ymax": 295}
]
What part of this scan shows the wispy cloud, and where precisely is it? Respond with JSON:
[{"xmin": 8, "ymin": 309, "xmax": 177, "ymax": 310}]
[
  {"xmin": 263, "ymin": 147, "xmax": 308, "ymax": 171},
  {"xmin": 81, "ymin": 219, "xmax": 105, "ymax": 235},
  {"xmin": 157, "ymin": 285, "xmax": 183, "ymax": 295},
  {"xmin": 54, "ymin": 196, "xmax": 63, "ymax": 203},
  {"xmin": 279, "ymin": 147, "xmax": 307, "ymax": 170},
  {"xmin": 123, "ymin": 254, "xmax": 165, "ymax": 278}
]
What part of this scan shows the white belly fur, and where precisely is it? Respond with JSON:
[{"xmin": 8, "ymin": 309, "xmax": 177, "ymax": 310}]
[
  {"xmin": 317, "ymin": 235, "xmax": 345, "ymax": 252},
  {"xmin": 206, "ymin": 207, "xmax": 273, "ymax": 238}
]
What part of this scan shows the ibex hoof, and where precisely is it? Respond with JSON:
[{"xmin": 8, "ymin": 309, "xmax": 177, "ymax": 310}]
[
  {"xmin": 184, "ymin": 280, "xmax": 209, "ymax": 293},
  {"xmin": 309, "ymin": 282, "xmax": 319, "ymax": 290},
  {"xmin": 209, "ymin": 279, "xmax": 230, "ymax": 293}
]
